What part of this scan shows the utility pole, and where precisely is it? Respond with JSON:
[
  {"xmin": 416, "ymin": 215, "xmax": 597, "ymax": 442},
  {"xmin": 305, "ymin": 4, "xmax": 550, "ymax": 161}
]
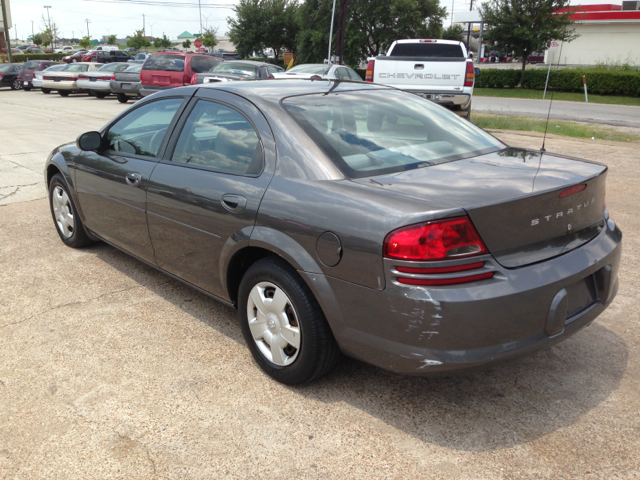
[
  {"xmin": 1, "ymin": 0, "xmax": 13, "ymax": 62},
  {"xmin": 85, "ymin": 18, "xmax": 91, "ymax": 37},
  {"xmin": 14, "ymin": 24, "xmax": 17, "ymax": 43},
  {"xmin": 44, "ymin": 5, "xmax": 54, "ymax": 49},
  {"xmin": 198, "ymin": 0, "xmax": 202, "ymax": 34},
  {"xmin": 327, "ymin": 0, "xmax": 337, "ymax": 63},
  {"xmin": 466, "ymin": 0, "xmax": 473, "ymax": 51},
  {"xmin": 451, "ymin": 0, "xmax": 454, "ymax": 26},
  {"xmin": 142, "ymin": 13, "xmax": 145, "ymax": 36},
  {"xmin": 334, "ymin": 0, "xmax": 348, "ymax": 65},
  {"xmin": 31, "ymin": 20, "xmax": 34, "ymax": 40}
]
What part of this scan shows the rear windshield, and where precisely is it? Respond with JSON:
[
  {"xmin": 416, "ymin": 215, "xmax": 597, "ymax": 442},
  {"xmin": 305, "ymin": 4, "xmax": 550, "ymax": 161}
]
[
  {"xmin": 289, "ymin": 64, "xmax": 329, "ymax": 75},
  {"xmin": 23, "ymin": 61, "xmax": 39, "ymax": 69},
  {"xmin": 190, "ymin": 55, "xmax": 220, "ymax": 73},
  {"xmin": 99, "ymin": 63, "xmax": 129, "ymax": 72},
  {"xmin": 66, "ymin": 64, "xmax": 89, "ymax": 72},
  {"xmin": 390, "ymin": 43, "xmax": 464, "ymax": 58},
  {"xmin": 143, "ymin": 54, "xmax": 185, "ymax": 72},
  {"xmin": 211, "ymin": 62, "xmax": 258, "ymax": 77},
  {"xmin": 282, "ymin": 90, "xmax": 503, "ymax": 178}
]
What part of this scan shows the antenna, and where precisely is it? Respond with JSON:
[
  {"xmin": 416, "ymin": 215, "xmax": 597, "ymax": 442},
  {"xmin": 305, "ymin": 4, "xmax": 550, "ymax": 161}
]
[{"xmin": 541, "ymin": 37, "xmax": 565, "ymax": 153}]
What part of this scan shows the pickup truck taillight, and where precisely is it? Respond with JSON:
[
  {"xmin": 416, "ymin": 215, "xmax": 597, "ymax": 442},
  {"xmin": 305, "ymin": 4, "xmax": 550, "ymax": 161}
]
[
  {"xmin": 464, "ymin": 61, "xmax": 474, "ymax": 87},
  {"xmin": 190, "ymin": 74, "xmax": 198, "ymax": 85},
  {"xmin": 365, "ymin": 59, "xmax": 374, "ymax": 82}
]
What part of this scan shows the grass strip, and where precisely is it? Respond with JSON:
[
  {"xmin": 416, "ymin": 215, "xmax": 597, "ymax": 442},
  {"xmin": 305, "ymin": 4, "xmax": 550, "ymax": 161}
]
[
  {"xmin": 474, "ymin": 88, "xmax": 640, "ymax": 107},
  {"xmin": 472, "ymin": 113, "xmax": 640, "ymax": 143}
]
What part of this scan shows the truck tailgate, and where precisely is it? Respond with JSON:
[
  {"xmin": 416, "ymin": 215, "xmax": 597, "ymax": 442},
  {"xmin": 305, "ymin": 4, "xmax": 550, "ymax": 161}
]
[{"xmin": 374, "ymin": 57, "xmax": 467, "ymax": 92}]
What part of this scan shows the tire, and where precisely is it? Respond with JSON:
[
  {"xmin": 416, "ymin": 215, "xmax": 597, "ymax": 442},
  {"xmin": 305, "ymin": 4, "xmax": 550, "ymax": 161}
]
[
  {"xmin": 464, "ymin": 100, "xmax": 472, "ymax": 121},
  {"xmin": 116, "ymin": 93, "xmax": 129, "ymax": 104},
  {"xmin": 238, "ymin": 257, "xmax": 340, "ymax": 385},
  {"xmin": 59, "ymin": 91, "xmax": 70, "ymax": 97},
  {"xmin": 23, "ymin": 86, "xmax": 32, "ymax": 91},
  {"xmin": 11, "ymin": 78, "xmax": 21, "ymax": 90},
  {"xmin": 95, "ymin": 91, "xmax": 108, "ymax": 99},
  {"xmin": 48, "ymin": 173, "xmax": 92, "ymax": 248},
  {"xmin": 72, "ymin": 58, "xmax": 77, "ymax": 63},
  {"xmin": 42, "ymin": 88, "xmax": 51, "ymax": 94}
]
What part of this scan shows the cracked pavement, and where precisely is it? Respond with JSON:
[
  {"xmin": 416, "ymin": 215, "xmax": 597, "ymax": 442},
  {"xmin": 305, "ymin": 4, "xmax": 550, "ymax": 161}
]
[{"xmin": 1, "ymin": 91, "xmax": 639, "ymax": 479}]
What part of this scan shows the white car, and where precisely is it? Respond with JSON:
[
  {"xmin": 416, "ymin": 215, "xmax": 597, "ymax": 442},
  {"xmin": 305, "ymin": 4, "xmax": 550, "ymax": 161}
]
[
  {"xmin": 54, "ymin": 46, "xmax": 75, "ymax": 54},
  {"xmin": 41, "ymin": 62, "xmax": 102, "ymax": 96},
  {"xmin": 270, "ymin": 63, "xmax": 363, "ymax": 81},
  {"xmin": 93, "ymin": 45, "xmax": 120, "ymax": 52},
  {"xmin": 76, "ymin": 62, "xmax": 132, "ymax": 98},
  {"xmin": 33, "ymin": 64, "xmax": 68, "ymax": 93}
]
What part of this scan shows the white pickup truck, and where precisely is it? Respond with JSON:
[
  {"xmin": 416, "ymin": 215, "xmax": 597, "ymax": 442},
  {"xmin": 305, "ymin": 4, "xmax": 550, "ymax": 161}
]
[{"xmin": 365, "ymin": 39, "xmax": 475, "ymax": 119}]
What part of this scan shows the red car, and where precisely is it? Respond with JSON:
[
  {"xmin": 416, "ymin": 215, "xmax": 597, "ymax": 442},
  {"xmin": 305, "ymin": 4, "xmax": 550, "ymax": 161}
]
[
  {"xmin": 63, "ymin": 50, "xmax": 89, "ymax": 63},
  {"xmin": 17, "ymin": 60, "xmax": 61, "ymax": 90},
  {"xmin": 139, "ymin": 52, "xmax": 220, "ymax": 96}
]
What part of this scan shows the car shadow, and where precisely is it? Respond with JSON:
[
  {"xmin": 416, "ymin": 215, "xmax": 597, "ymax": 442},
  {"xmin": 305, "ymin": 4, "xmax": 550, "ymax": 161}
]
[{"xmin": 92, "ymin": 242, "xmax": 628, "ymax": 452}]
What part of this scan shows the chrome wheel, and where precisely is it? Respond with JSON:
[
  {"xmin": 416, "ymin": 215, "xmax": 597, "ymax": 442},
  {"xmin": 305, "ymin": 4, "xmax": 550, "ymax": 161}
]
[
  {"xmin": 52, "ymin": 185, "xmax": 74, "ymax": 238},
  {"xmin": 247, "ymin": 281, "xmax": 301, "ymax": 366}
]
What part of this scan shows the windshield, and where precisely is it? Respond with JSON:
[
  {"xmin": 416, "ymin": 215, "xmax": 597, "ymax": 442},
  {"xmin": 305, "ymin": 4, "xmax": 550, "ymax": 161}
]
[
  {"xmin": 211, "ymin": 62, "xmax": 258, "ymax": 77},
  {"xmin": 45, "ymin": 64, "xmax": 68, "ymax": 72},
  {"xmin": 289, "ymin": 64, "xmax": 329, "ymax": 75},
  {"xmin": 23, "ymin": 61, "xmax": 39, "ymax": 69},
  {"xmin": 66, "ymin": 64, "xmax": 89, "ymax": 72},
  {"xmin": 390, "ymin": 43, "xmax": 464, "ymax": 58},
  {"xmin": 283, "ymin": 89, "xmax": 503, "ymax": 178}
]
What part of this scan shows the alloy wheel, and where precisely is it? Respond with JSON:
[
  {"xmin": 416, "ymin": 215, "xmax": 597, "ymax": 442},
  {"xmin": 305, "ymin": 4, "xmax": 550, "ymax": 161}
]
[
  {"xmin": 52, "ymin": 185, "xmax": 74, "ymax": 238},
  {"xmin": 247, "ymin": 281, "xmax": 301, "ymax": 366}
]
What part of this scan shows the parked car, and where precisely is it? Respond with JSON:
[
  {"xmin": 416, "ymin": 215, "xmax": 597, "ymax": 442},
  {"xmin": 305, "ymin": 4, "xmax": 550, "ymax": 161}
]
[
  {"xmin": 209, "ymin": 51, "xmax": 243, "ymax": 60},
  {"xmin": 17, "ymin": 60, "xmax": 61, "ymax": 90},
  {"xmin": 139, "ymin": 52, "xmax": 221, "ymax": 96},
  {"xmin": 34, "ymin": 63, "xmax": 68, "ymax": 93},
  {"xmin": 191, "ymin": 60, "xmax": 284, "ymax": 84},
  {"xmin": 128, "ymin": 52, "xmax": 150, "ymax": 64},
  {"xmin": 17, "ymin": 45, "xmax": 30, "ymax": 51},
  {"xmin": 0, "ymin": 63, "xmax": 23, "ymax": 90},
  {"xmin": 163, "ymin": 46, "xmax": 181, "ymax": 52},
  {"xmin": 63, "ymin": 50, "xmax": 90, "ymax": 63},
  {"xmin": 366, "ymin": 39, "xmax": 475, "ymax": 119},
  {"xmin": 24, "ymin": 47, "xmax": 45, "ymax": 54},
  {"xmin": 43, "ymin": 80, "xmax": 622, "ymax": 384},
  {"xmin": 89, "ymin": 50, "xmax": 131, "ymax": 64},
  {"xmin": 270, "ymin": 63, "xmax": 362, "ymax": 81},
  {"xmin": 41, "ymin": 62, "xmax": 102, "ymax": 96},
  {"xmin": 77, "ymin": 62, "xmax": 131, "ymax": 98},
  {"xmin": 124, "ymin": 47, "xmax": 138, "ymax": 54},
  {"xmin": 54, "ymin": 46, "xmax": 75, "ymax": 54},
  {"xmin": 93, "ymin": 45, "xmax": 120, "ymax": 52},
  {"xmin": 110, "ymin": 64, "xmax": 143, "ymax": 103},
  {"xmin": 0, "ymin": 48, "xmax": 22, "ymax": 55},
  {"xmin": 527, "ymin": 52, "xmax": 545, "ymax": 64}
]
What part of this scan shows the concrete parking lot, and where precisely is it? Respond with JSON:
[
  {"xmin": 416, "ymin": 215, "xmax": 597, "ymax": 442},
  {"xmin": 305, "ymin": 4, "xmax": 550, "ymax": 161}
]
[{"xmin": 1, "ymin": 89, "xmax": 639, "ymax": 479}]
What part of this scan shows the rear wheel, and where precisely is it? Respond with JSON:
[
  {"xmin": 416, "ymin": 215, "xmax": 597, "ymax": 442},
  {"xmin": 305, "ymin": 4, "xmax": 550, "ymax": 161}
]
[
  {"xmin": 48, "ymin": 173, "xmax": 92, "ymax": 248},
  {"xmin": 238, "ymin": 257, "xmax": 340, "ymax": 384},
  {"xmin": 41, "ymin": 88, "xmax": 51, "ymax": 94},
  {"xmin": 59, "ymin": 91, "xmax": 70, "ymax": 97},
  {"xmin": 11, "ymin": 78, "xmax": 21, "ymax": 90},
  {"xmin": 95, "ymin": 91, "xmax": 108, "ymax": 99},
  {"xmin": 116, "ymin": 93, "xmax": 129, "ymax": 104}
]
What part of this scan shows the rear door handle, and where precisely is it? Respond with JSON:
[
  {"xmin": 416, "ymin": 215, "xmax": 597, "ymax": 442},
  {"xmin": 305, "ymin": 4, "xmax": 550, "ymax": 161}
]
[
  {"xmin": 222, "ymin": 194, "xmax": 247, "ymax": 213},
  {"xmin": 125, "ymin": 172, "xmax": 142, "ymax": 187}
]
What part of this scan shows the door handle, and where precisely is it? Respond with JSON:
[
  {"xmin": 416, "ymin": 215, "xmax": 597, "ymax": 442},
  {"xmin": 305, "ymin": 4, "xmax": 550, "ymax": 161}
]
[
  {"xmin": 222, "ymin": 194, "xmax": 247, "ymax": 213},
  {"xmin": 125, "ymin": 172, "xmax": 142, "ymax": 187}
]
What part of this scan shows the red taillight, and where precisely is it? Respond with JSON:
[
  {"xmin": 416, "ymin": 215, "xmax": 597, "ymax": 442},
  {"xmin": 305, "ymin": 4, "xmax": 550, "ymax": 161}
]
[
  {"xmin": 0, "ymin": 74, "xmax": 3, "ymax": 80},
  {"xmin": 384, "ymin": 217, "xmax": 488, "ymax": 261},
  {"xmin": 78, "ymin": 74, "xmax": 89, "ymax": 79},
  {"xmin": 464, "ymin": 61, "xmax": 474, "ymax": 87},
  {"xmin": 559, "ymin": 184, "xmax": 587, "ymax": 198},
  {"xmin": 268, "ymin": 74, "xmax": 274, "ymax": 79},
  {"xmin": 396, "ymin": 262, "xmax": 485, "ymax": 274},
  {"xmin": 190, "ymin": 74, "xmax": 198, "ymax": 85},
  {"xmin": 365, "ymin": 59, "xmax": 374, "ymax": 82},
  {"xmin": 68, "ymin": 77, "xmax": 79, "ymax": 81},
  {"xmin": 398, "ymin": 272, "xmax": 494, "ymax": 286}
]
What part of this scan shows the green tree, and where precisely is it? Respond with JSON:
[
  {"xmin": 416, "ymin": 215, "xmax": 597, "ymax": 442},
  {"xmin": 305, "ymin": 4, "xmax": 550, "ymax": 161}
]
[
  {"xmin": 107, "ymin": 34, "xmax": 117, "ymax": 45},
  {"xmin": 480, "ymin": 0, "xmax": 578, "ymax": 82},
  {"xmin": 182, "ymin": 39, "xmax": 192, "ymax": 49},
  {"xmin": 79, "ymin": 36, "xmax": 92, "ymax": 49},
  {"xmin": 201, "ymin": 27, "xmax": 218, "ymax": 51},
  {"xmin": 41, "ymin": 28, "xmax": 53, "ymax": 48},
  {"xmin": 154, "ymin": 34, "xmax": 173, "ymax": 50},
  {"xmin": 442, "ymin": 24, "xmax": 464, "ymax": 42},
  {"xmin": 227, "ymin": 0, "xmax": 299, "ymax": 59},
  {"xmin": 295, "ymin": 0, "xmax": 445, "ymax": 66},
  {"xmin": 127, "ymin": 30, "xmax": 151, "ymax": 50},
  {"xmin": 32, "ymin": 33, "xmax": 44, "ymax": 47}
]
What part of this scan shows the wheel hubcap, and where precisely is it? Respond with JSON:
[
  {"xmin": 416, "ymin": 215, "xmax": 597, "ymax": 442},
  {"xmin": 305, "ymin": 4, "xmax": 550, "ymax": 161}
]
[
  {"xmin": 247, "ymin": 282, "xmax": 301, "ymax": 366},
  {"xmin": 52, "ymin": 185, "xmax": 74, "ymax": 238}
]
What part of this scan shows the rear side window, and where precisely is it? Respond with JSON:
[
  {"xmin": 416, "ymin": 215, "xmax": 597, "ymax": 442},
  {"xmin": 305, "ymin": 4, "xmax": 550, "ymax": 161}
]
[
  {"xmin": 190, "ymin": 56, "xmax": 219, "ymax": 73},
  {"xmin": 347, "ymin": 68, "xmax": 362, "ymax": 81},
  {"xmin": 171, "ymin": 100, "xmax": 262, "ymax": 175},
  {"xmin": 390, "ymin": 43, "xmax": 464, "ymax": 58},
  {"xmin": 143, "ymin": 54, "xmax": 186, "ymax": 72},
  {"xmin": 335, "ymin": 67, "xmax": 351, "ymax": 80}
]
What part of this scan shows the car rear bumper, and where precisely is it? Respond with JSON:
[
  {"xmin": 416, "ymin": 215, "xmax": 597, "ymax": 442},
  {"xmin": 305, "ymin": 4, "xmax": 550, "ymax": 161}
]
[
  {"xmin": 409, "ymin": 92, "xmax": 471, "ymax": 109},
  {"xmin": 33, "ymin": 79, "xmax": 42, "ymax": 88},
  {"xmin": 76, "ymin": 79, "xmax": 111, "ymax": 91},
  {"xmin": 139, "ymin": 85, "xmax": 174, "ymax": 97},
  {"xmin": 303, "ymin": 220, "xmax": 622, "ymax": 375},
  {"xmin": 110, "ymin": 80, "xmax": 141, "ymax": 96}
]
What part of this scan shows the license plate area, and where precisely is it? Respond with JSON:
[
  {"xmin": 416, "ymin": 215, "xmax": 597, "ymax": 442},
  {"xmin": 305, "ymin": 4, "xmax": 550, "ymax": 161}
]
[
  {"xmin": 122, "ymin": 83, "xmax": 132, "ymax": 89},
  {"xmin": 90, "ymin": 77, "xmax": 97, "ymax": 82},
  {"xmin": 566, "ymin": 275, "xmax": 597, "ymax": 320}
]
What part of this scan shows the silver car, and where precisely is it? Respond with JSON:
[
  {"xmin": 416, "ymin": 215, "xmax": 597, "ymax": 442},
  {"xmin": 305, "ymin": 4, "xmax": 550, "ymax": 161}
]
[{"xmin": 270, "ymin": 63, "xmax": 363, "ymax": 81}]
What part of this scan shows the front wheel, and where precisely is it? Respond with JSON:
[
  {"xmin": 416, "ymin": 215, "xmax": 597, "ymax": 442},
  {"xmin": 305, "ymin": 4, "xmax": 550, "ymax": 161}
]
[
  {"xmin": 116, "ymin": 93, "xmax": 129, "ymax": 103},
  {"xmin": 59, "ymin": 91, "xmax": 70, "ymax": 97},
  {"xmin": 41, "ymin": 88, "xmax": 52, "ymax": 94},
  {"xmin": 238, "ymin": 257, "xmax": 339, "ymax": 385},
  {"xmin": 48, "ymin": 173, "xmax": 92, "ymax": 248},
  {"xmin": 11, "ymin": 78, "xmax": 21, "ymax": 90}
]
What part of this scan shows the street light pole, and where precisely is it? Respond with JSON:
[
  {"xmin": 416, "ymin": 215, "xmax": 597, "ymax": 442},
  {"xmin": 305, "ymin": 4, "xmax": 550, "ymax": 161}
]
[
  {"xmin": 148, "ymin": 22, "xmax": 156, "ymax": 38},
  {"xmin": 85, "ymin": 18, "xmax": 91, "ymax": 37},
  {"xmin": 43, "ymin": 5, "xmax": 54, "ymax": 49},
  {"xmin": 327, "ymin": 0, "xmax": 337, "ymax": 64},
  {"xmin": 198, "ymin": 0, "xmax": 203, "ymax": 34},
  {"xmin": 202, "ymin": 14, "xmax": 211, "ymax": 30}
]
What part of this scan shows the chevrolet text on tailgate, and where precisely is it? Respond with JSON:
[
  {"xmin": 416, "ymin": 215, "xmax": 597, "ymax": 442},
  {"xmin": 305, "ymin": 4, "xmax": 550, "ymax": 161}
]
[{"xmin": 366, "ymin": 39, "xmax": 475, "ymax": 119}]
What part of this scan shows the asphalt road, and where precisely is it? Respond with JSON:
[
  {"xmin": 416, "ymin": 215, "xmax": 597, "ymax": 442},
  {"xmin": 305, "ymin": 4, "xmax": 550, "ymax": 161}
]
[
  {"xmin": 473, "ymin": 96, "xmax": 640, "ymax": 128},
  {"xmin": 1, "ymin": 88, "xmax": 639, "ymax": 479}
]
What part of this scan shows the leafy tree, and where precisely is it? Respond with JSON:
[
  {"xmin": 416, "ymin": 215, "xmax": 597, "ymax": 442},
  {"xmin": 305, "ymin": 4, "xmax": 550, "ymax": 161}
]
[
  {"xmin": 154, "ymin": 34, "xmax": 173, "ymax": 50},
  {"xmin": 79, "ymin": 36, "xmax": 92, "ymax": 49},
  {"xmin": 107, "ymin": 34, "xmax": 117, "ymax": 45},
  {"xmin": 41, "ymin": 28, "xmax": 53, "ymax": 48},
  {"xmin": 480, "ymin": 0, "xmax": 578, "ymax": 82},
  {"xmin": 127, "ymin": 30, "xmax": 151, "ymax": 50},
  {"xmin": 442, "ymin": 24, "xmax": 464, "ymax": 42},
  {"xmin": 201, "ymin": 27, "xmax": 218, "ymax": 50},
  {"xmin": 182, "ymin": 39, "xmax": 192, "ymax": 49},
  {"xmin": 295, "ymin": 0, "xmax": 445, "ymax": 65},
  {"xmin": 32, "ymin": 33, "xmax": 44, "ymax": 47},
  {"xmin": 227, "ymin": 0, "xmax": 299, "ymax": 59}
]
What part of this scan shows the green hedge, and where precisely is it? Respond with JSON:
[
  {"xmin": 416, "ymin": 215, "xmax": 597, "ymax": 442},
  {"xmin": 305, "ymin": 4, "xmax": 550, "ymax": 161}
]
[
  {"xmin": 476, "ymin": 68, "xmax": 640, "ymax": 96},
  {"xmin": 0, "ymin": 53, "xmax": 67, "ymax": 63}
]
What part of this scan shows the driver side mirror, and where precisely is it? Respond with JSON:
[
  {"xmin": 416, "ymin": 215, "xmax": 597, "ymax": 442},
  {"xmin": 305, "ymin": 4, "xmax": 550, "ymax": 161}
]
[{"xmin": 76, "ymin": 131, "xmax": 102, "ymax": 151}]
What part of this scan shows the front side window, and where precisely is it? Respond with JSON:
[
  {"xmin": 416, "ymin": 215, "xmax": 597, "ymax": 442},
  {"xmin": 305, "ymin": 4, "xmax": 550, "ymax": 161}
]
[
  {"xmin": 283, "ymin": 89, "xmax": 503, "ymax": 178},
  {"xmin": 107, "ymin": 98, "xmax": 183, "ymax": 158},
  {"xmin": 171, "ymin": 101, "xmax": 262, "ymax": 175}
]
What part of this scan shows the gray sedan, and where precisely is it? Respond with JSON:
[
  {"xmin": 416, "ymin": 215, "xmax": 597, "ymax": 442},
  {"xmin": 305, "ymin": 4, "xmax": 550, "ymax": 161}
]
[{"xmin": 44, "ymin": 80, "xmax": 622, "ymax": 384}]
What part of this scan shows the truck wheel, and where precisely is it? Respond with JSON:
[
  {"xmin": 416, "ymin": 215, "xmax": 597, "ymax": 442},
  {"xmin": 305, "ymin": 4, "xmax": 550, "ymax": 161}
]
[{"xmin": 116, "ymin": 93, "xmax": 129, "ymax": 104}]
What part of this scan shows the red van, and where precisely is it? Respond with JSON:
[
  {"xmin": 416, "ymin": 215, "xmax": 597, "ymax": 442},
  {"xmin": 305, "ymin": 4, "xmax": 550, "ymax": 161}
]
[{"xmin": 139, "ymin": 52, "xmax": 222, "ymax": 96}]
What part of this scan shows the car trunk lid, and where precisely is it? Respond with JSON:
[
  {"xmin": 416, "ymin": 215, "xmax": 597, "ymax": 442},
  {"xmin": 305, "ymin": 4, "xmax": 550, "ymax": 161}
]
[{"xmin": 354, "ymin": 148, "xmax": 607, "ymax": 268}]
